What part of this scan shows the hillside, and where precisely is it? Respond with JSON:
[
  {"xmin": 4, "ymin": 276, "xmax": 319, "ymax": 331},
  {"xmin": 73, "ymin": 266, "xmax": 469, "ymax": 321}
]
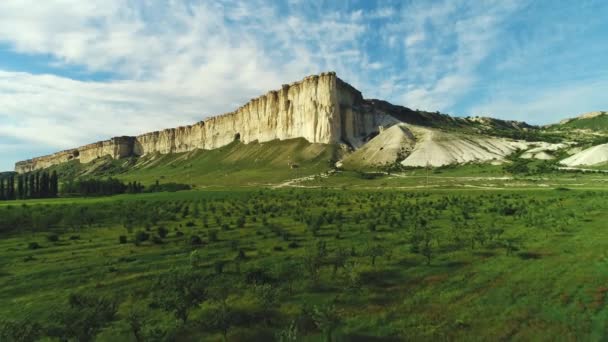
[
  {"xmin": 14, "ymin": 72, "xmax": 541, "ymax": 175},
  {"xmin": 13, "ymin": 72, "xmax": 608, "ymax": 177},
  {"xmin": 556, "ymin": 111, "xmax": 608, "ymax": 130},
  {"xmin": 46, "ymin": 138, "xmax": 339, "ymax": 187}
]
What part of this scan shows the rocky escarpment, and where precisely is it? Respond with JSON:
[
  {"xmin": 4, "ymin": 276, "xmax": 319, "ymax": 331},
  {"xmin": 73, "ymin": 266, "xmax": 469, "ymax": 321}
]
[{"xmin": 16, "ymin": 72, "xmax": 392, "ymax": 173}]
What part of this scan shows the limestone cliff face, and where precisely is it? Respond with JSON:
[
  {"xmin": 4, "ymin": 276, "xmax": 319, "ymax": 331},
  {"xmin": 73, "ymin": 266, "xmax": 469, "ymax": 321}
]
[{"xmin": 15, "ymin": 72, "xmax": 391, "ymax": 173}]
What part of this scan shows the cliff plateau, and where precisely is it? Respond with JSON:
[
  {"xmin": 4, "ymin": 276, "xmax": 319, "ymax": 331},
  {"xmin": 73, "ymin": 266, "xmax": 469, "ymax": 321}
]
[{"xmin": 15, "ymin": 72, "xmax": 392, "ymax": 173}]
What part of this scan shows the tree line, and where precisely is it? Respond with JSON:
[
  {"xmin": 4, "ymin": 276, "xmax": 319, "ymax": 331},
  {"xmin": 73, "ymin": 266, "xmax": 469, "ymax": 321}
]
[
  {"xmin": 62, "ymin": 178, "xmax": 144, "ymax": 197},
  {"xmin": 0, "ymin": 171, "xmax": 59, "ymax": 201}
]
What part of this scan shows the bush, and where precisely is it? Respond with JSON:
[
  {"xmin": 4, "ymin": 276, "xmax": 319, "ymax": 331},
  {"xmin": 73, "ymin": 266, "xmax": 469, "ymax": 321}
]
[
  {"xmin": 134, "ymin": 231, "xmax": 150, "ymax": 244},
  {"xmin": 209, "ymin": 230, "xmax": 218, "ymax": 242},
  {"xmin": 0, "ymin": 320, "xmax": 42, "ymax": 342},
  {"xmin": 152, "ymin": 236, "xmax": 164, "ymax": 245},
  {"xmin": 190, "ymin": 235, "xmax": 203, "ymax": 246},
  {"xmin": 27, "ymin": 242, "xmax": 41, "ymax": 250},
  {"xmin": 47, "ymin": 234, "xmax": 60, "ymax": 242},
  {"xmin": 214, "ymin": 261, "xmax": 225, "ymax": 275},
  {"xmin": 119, "ymin": 235, "xmax": 128, "ymax": 244},
  {"xmin": 46, "ymin": 293, "xmax": 118, "ymax": 341},
  {"xmin": 69, "ymin": 235, "xmax": 80, "ymax": 240},
  {"xmin": 157, "ymin": 226, "xmax": 169, "ymax": 238}
]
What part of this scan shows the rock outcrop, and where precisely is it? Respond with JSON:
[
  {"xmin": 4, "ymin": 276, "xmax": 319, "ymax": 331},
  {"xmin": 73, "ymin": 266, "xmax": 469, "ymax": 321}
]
[
  {"xmin": 15, "ymin": 72, "xmax": 391, "ymax": 173},
  {"xmin": 560, "ymin": 143, "xmax": 608, "ymax": 166}
]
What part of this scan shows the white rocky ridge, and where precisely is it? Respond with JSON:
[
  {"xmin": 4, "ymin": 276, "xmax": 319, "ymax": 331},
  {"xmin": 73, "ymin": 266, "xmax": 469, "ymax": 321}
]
[
  {"xmin": 15, "ymin": 72, "xmax": 392, "ymax": 173},
  {"xmin": 520, "ymin": 142, "xmax": 567, "ymax": 160},
  {"xmin": 15, "ymin": 71, "xmax": 587, "ymax": 173},
  {"xmin": 341, "ymin": 124, "xmax": 416, "ymax": 166},
  {"xmin": 341, "ymin": 122, "xmax": 565, "ymax": 168},
  {"xmin": 400, "ymin": 126, "xmax": 528, "ymax": 167},
  {"xmin": 560, "ymin": 144, "xmax": 608, "ymax": 166}
]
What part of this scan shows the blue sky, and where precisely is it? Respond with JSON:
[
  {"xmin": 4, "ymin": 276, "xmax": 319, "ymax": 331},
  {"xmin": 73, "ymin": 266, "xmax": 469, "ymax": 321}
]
[{"xmin": 0, "ymin": 0, "xmax": 607, "ymax": 171}]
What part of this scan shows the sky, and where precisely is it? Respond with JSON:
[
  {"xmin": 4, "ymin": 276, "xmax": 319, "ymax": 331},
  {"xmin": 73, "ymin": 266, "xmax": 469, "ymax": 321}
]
[{"xmin": 0, "ymin": 0, "xmax": 607, "ymax": 171}]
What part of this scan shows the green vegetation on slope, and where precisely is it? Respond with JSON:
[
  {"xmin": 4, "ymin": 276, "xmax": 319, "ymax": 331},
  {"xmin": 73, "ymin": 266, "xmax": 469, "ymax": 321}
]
[
  {"xmin": 2, "ymin": 189, "xmax": 608, "ymax": 340},
  {"xmin": 47, "ymin": 138, "xmax": 339, "ymax": 187},
  {"xmin": 558, "ymin": 112, "xmax": 608, "ymax": 131}
]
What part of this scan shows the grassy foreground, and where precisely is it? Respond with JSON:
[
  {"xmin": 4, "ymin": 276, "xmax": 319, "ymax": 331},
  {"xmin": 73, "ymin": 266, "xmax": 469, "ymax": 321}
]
[{"xmin": 2, "ymin": 187, "xmax": 608, "ymax": 341}]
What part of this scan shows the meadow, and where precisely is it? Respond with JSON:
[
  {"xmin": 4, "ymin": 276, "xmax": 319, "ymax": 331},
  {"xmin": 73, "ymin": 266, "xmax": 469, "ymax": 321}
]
[{"xmin": 2, "ymin": 187, "xmax": 608, "ymax": 341}]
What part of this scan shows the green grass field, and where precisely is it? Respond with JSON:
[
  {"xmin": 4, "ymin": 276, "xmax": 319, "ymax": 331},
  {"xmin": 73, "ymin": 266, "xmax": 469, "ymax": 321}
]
[{"xmin": 2, "ymin": 186, "xmax": 608, "ymax": 341}]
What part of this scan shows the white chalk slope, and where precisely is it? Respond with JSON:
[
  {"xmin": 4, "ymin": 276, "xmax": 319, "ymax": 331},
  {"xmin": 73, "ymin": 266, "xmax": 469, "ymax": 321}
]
[
  {"xmin": 560, "ymin": 143, "xmax": 608, "ymax": 166},
  {"xmin": 341, "ymin": 124, "xmax": 415, "ymax": 166},
  {"xmin": 341, "ymin": 123, "xmax": 566, "ymax": 167},
  {"xmin": 400, "ymin": 125, "xmax": 527, "ymax": 167}
]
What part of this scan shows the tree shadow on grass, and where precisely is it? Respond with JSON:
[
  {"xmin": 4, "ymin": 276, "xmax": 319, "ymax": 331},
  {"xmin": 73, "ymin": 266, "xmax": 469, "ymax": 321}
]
[
  {"xmin": 359, "ymin": 268, "xmax": 405, "ymax": 289},
  {"xmin": 473, "ymin": 250, "xmax": 496, "ymax": 258},
  {"xmin": 341, "ymin": 334, "xmax": 402, "ymax": 342},
  {"xmin": 517, "ymin": 251, "xmax": 543, "ymax": 260}
]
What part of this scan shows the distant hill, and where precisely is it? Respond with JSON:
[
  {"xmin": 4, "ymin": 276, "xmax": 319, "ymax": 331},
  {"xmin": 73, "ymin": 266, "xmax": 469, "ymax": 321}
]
[
  {"xmin": 12, "ymin": 72, "xmax": 608, "ymax": 176},
  {"xmin": 553, "ymin": 111, "xmax": 608, "ymax": 131}
]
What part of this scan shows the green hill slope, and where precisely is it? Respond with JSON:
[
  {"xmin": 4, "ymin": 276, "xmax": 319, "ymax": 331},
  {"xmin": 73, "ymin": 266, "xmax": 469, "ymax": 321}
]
[
  {"xmin": 554, "ymin": 111, "xmax": 608, "ymax": 131},
  {"xmin": 48, "ymin": 138, "xmax": 339, "ymax": 187}
]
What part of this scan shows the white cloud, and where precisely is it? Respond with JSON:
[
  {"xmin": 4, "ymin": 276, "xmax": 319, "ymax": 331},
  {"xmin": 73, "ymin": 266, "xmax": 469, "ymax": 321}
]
[
  {"xmin": 405, "ymin": 32, "xmax": 425, "ymax": 47},
  {"xmin": 394, "ymin": 0, "xmax": 526, "ymax": 112},
  {"xmin": 0, "ymin": 0, "xmax": 605, "ymax": 171}
]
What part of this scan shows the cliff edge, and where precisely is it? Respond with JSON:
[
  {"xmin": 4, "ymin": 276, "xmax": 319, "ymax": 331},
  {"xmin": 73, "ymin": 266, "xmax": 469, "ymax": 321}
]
[{"xmin": 15, "ymin": 72, "xmax": 392, "ymax": 173}]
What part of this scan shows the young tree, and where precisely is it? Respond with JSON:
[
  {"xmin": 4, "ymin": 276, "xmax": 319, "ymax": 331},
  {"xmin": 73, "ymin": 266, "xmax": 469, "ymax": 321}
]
[
  {"xmin": 34, "ymin": 173, "xmax": 40, "ymax": 198},
  {"xmin": 152, "ymin": 268, "xmax": 207, "ymax": 323},
  {"xmin": 204, "ymin": 300, "xmax": 236, "ymax": 342},
  {"xmin": 7, "ymin": 175, "xmax": 15, "ymax": 200},
  {"xmin": 40, "ymin": 172, "xmax": 49, "ymax": 198},
  {"xmin": 17, "ymin": 175, "xmax": 24, "ymax": 199},
  {"xmin": 28, "ymin": 174, "xmax": 35, "ymax": 198},
  {"xmin": 47, "ymin": 293, "xmax": 118, "ymax": 342},
  {"xmin": 0, "ymin": 177, "xmax": 5, "ymax": 201},
  {"xmin": 254, "ymin": 284, "xmax": 278, "ymax": 324},
  {"xmin": 50, "ymin": 171, "xmax": 59, "ymax": 197},
  {"xmin": 0, "ymin": 320, "xmax": 42, "ymax": 342},
  {"xmin": 312, "ymin": 304, "xmax": 342, "ymax": 342},
  {"xmin": 366, "ymin": 244, "xmax": 385, "ymax": 267}
]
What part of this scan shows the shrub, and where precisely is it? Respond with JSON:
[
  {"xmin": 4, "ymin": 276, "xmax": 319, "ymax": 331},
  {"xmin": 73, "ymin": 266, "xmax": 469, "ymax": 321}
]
[
  {"xmin": 190, "ymin": 235, "xmax": 203, "ymax": 246},
  {"xmin": 47, "ymin": 234, "xmax": 60, "ymax": 242},
  {"xmin": 157, "ymin": 226, "xmax": 169, "ymax": 238},
  {"xmin": 152, "ymin": 236, "xmax": 163, "ymax": 244},
  {"xmin": 208, "ymin": 230, "xmax": 218, "ymax": 242},
  {"xmin": 119, "ymin": 235, "xmax": 128, "ymax": 244},
  {"xmin": 27, "ymin": 242, "xmax": 41, "ymax": 250},
  {"xmin": 214, "ymin": 261, "xmax": 225, "ymax": 275},
  {"xmin": 151, "ymin": 268, "xmax": 207, "ymax": 323},
  {"xmin": 0, "ymin": 320, "xmax": 43, "ymax": 342},
  {"xmin": 69, "ymin": 235, "xmax": 80, "ymax": 240},
  {"xmin": 134, "ymin": 231, "xmax": 150, "ymax": 244},
  {"xmin": 46, "ymin": 293, "xmax": 118, "ymax": 342}
]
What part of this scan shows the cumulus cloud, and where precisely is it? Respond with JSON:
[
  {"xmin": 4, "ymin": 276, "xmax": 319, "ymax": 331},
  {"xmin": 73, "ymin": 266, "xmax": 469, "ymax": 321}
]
[{"xmin": 0, "ymin": 0, "xmax": 606, "ymax": 170}]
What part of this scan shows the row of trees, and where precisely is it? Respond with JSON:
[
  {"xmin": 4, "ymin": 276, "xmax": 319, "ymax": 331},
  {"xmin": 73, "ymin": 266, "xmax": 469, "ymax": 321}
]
[
  {"xmin": 62, "ymin": 178, "xmax": 144, "ymax": 197},
  {"xmin": 0, "ymin": 171, "xmax": 59, "ymax": 201}
]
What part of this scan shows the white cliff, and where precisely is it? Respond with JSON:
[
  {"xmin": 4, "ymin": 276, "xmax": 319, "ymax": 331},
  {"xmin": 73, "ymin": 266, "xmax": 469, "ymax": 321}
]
[{"xmin": 15, "ymin": 72, "xmax": 391, "ymax": 173}]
